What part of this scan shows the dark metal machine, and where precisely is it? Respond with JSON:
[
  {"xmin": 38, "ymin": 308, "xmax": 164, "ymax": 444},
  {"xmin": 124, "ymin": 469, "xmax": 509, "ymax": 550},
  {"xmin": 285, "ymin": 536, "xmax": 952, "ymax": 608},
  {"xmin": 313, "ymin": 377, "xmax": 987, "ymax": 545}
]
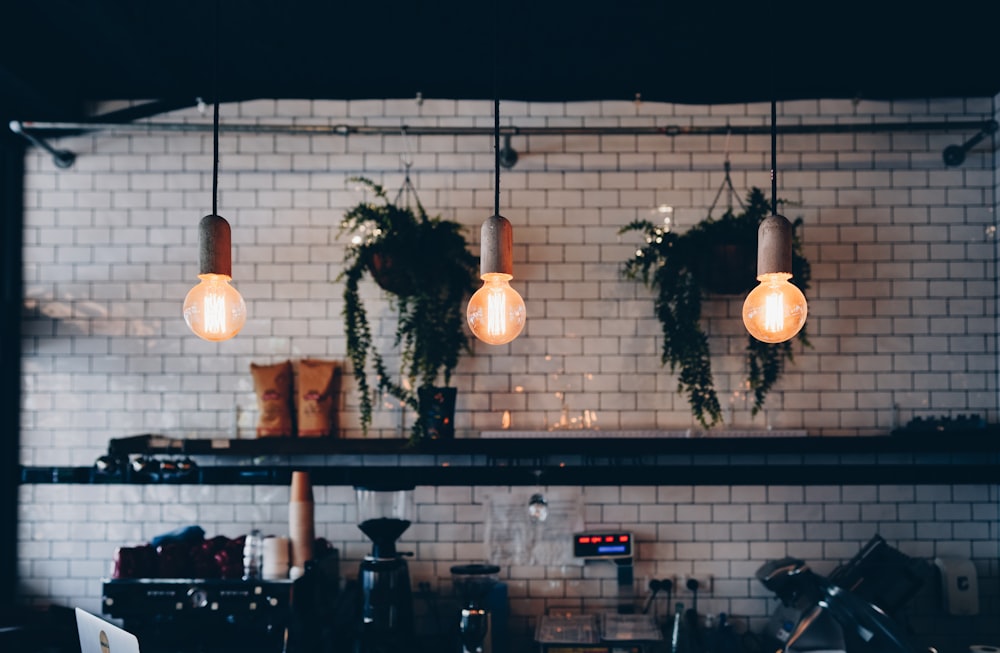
[
  {"xmin": 756, "ymin": 555, "xmax": 921, "ymax": 653},
  {"xmin": 102, "ymin": 578, "xmax": 293, "ymax": 653}
]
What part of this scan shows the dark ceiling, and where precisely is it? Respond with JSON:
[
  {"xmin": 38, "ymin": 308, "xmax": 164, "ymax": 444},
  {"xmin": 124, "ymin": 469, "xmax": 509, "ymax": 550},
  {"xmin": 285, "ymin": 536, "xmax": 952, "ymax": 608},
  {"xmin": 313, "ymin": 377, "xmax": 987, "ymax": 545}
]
[{"xmin": 1, "ymin": 0, "xmax": 999, "ymax": 123}]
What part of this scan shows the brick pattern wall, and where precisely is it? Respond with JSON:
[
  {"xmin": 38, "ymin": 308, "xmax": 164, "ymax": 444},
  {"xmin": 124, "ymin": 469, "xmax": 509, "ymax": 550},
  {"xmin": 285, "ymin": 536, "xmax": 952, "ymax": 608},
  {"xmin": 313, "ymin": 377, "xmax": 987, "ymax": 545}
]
[{"xmin": 16, "ymin": 95, "xmax": 1000, "ymax": 647}]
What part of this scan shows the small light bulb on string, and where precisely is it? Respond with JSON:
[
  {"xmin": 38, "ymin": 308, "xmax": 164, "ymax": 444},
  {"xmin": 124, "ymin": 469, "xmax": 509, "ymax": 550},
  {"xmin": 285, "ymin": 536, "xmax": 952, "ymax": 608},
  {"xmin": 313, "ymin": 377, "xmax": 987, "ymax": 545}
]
[
  {"xmin": 467, "ymin": 216, "xmax": 526, "ymax": 345},
  {"xmin": 742, "ymin": 100, "xmax": 807, "ymax": 343},
  {"xmin": 742, "ymin": 218, "xmax": 807, "ymax": 343},
  {"xmin": 743, "ymin": 272, "xmax": 807, "ymax": 343},
  {"xmin": 183, "ymin": 215, "xmax": 247, "ymax": 341},
  {"xmin": 183, "ymin": 84, "xmax": 246, "ymax": 341},
  {"xmin": 183, "ymin": 274, "xmax": 246, "ymax": 341},
  {"xmin": 467, "ymin": 99, "xmax": 526, "ymax": 345}
]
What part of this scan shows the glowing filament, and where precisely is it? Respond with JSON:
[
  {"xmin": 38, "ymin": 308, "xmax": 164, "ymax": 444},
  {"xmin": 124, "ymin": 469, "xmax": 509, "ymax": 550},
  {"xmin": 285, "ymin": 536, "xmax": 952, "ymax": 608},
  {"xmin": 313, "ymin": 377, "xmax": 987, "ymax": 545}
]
[
  {"xmin": 183, "ymin": 273, "xmax": 247, "ymax": 342},
  {"xmin": 764, "ymin": 290, "xmax": 784, "ymax": 333},
  {"xmin": 487, "ymin": 287, "xmax": 506, "ymax": 336},
  {"xmin": 203, "ymin": 292, "xmax": 226, "ymax": 334},
  {"xmin": 742, "ymin": 272, "xmax": 807, "ymax": 344}
]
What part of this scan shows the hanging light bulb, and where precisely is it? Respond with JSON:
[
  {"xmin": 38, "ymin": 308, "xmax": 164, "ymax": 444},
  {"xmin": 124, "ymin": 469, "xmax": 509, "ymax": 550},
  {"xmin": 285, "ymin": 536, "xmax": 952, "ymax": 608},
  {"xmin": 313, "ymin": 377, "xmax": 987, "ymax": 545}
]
[
  {"xmin": 183, "ymin": 274, "xmax": 246, "ymax": 341},
  {"xmin": 184, "ymin": 215, "xmax": 246, "ymax": 341},
  {"xmin": 183, "ymin": 88, "xmax": 246, "ymax": 341},
  {"xmin": 468, "ymin": 215, "xmax": 526, "ymax": 345},
  {"xmin": 467, "ymin": 99, "xmax": 526, "ymax": 345},
  {"xmin": 743, "ymin": 272, "xmax": 807, "ymax": 343},
  {"xmin": 742, "ymin": 216, "xmax": 807, "ymax": 343},
  {"xmin": 743, "ymin": 100, "xmax": 807, "ymax": 344}
]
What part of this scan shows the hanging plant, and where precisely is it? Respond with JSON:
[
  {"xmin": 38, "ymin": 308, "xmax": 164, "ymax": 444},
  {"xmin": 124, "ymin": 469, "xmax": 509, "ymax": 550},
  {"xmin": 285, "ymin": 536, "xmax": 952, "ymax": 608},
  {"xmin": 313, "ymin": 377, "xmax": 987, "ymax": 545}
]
[
  {"xmin": 338, "ymin": 177, "xmax": 478, "ymax": 437},
  {"xmin": 620, "ymin": 188, "xmax": 811, "ymax": 428}
]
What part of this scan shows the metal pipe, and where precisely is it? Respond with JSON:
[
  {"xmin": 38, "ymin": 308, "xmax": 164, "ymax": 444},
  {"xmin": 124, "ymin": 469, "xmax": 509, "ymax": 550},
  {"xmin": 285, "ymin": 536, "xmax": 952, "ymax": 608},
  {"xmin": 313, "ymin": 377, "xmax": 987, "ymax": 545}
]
[
  {"xmin": 942, "ymin": 120, "xmax": 1000, "ymax": 166},
  {"xmin": 10, "ymin": 118, "xmax": 996, "ymax": 138},
  {"xmin": 8, "ymin": 121, "xmax": 76, "ymax": 168}
]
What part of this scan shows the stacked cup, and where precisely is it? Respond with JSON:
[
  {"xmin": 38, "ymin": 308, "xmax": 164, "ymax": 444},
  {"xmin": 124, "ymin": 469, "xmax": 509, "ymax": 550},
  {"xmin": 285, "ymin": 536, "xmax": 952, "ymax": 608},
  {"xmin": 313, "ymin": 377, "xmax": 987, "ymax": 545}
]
[{"xmin": 288, "ymin": 470, "xmax": 315, "ymax": 580}]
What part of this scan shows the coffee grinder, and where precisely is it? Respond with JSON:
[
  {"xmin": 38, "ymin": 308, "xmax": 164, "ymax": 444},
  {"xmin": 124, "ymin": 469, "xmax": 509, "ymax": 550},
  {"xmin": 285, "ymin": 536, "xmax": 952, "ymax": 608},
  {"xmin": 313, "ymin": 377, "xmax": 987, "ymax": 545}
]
[
  {"xmin": 451, "ymin": 563, "xmax": 500, "ymax": 653},
  {"xmin": 355, "ymin": 483, "xmax": 415, "ymax": 653}
]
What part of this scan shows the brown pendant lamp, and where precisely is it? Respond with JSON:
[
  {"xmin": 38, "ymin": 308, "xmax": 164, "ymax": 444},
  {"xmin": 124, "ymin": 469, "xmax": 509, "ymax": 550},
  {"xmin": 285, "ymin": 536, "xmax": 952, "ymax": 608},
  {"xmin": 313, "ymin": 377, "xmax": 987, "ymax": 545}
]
[
  {"xmin": 182, "ymin": 11, "xmax": 246, "ymax": 342},
  {"xmin": 466, "ymin": 99, "xmax": 526, "ymax": 345},
  {"xmin": 742, "ymin": 100, "xmax": 808, "ymax": 343}
]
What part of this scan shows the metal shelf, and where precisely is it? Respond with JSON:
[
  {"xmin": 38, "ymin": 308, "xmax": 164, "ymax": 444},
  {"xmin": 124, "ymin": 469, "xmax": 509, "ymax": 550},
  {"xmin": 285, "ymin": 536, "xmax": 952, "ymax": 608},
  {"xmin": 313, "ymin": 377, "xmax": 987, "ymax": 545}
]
[
  {"xmin": 18, "ymin": 430, "xmax": 1000, "ymax": 486},
  {"xmin": 103, "ymin": 431, "xmax": 1000, "ymax": 457},
  {"xmin": 18, "ymin": 462, "xmax": 1000, "ymax": 487}
]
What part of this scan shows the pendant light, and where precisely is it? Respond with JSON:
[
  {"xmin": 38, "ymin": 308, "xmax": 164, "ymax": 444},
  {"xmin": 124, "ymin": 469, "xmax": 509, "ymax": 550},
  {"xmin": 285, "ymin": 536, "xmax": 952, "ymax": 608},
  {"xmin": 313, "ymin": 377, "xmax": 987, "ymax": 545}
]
[
  {"xmin": 742, "ymin": 100, "xmax": 807, "ymax": 343},
  {"xmin": 466, "ymin": 99, "xmax": 526, "ymax": 345},
  {"xmin": 182, "ymin": 80, "xmax": 246, "ymax": 340}
]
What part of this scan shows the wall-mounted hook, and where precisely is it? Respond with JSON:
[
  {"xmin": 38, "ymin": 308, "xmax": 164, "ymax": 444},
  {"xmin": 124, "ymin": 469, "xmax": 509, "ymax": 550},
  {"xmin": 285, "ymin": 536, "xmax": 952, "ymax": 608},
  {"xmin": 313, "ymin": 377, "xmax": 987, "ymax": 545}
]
[
  {"xmin": 499, "ymin": 133, "xmax": 518, "ymax": 169},
  {"xmin": 942, "ymin": 120, "xmax": 998, "ymax": 167},
  {"xmin": 8, "ymin": 121, "xmax": 76, "ymax": 169}
]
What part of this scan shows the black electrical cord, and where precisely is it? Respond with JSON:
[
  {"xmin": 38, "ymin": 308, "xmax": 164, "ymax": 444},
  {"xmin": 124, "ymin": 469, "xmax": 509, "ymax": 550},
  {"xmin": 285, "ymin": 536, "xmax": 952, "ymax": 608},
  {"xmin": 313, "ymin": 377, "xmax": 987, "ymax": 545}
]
[
  {"xmin": 494, "ymin": 98, "xmax": 500, "ymax": 216},
  {"xmin": 211, "ymin": 0, "xmax": 220, "ymax": 218},
  {"xmin": 767, "ymin": 0, "xmax": 778, "ymax": 217},
  {"xmin": 770, "ymin": 99, "xmax": 777, "ymax": 216},
  {"xmin": 212, "ymin": 97, "xmax": 219, "ymax": 218},
  {"xmin": 492, "ymin": 0, "xmax": 500, "ymax": 218},
  {"xmin": 663, "ymin": 578, "xmax": 674, "ymax": 626},
  {"xmin": 643, "ymin": 578, "xmax": 662, "ymax": 614}
]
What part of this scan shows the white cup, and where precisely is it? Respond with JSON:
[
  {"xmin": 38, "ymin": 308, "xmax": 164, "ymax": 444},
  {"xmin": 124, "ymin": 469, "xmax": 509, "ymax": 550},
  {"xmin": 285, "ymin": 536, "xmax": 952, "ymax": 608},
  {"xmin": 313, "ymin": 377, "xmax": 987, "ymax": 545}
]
[{"xmin": 262, "ymin": 535, "xmax": 290, "ymax": 580}]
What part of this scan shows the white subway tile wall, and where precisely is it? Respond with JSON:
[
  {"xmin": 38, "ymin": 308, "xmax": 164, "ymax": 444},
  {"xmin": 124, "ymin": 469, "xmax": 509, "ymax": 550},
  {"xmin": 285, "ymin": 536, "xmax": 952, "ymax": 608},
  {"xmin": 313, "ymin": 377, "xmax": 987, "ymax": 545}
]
[
  {"xmin": 17, "ymin": 482, "xmax": 1000, "ymax": 649},
  {"xmin": 17, "ymin": 96, "xmax": 1000, "ymax": 646}
]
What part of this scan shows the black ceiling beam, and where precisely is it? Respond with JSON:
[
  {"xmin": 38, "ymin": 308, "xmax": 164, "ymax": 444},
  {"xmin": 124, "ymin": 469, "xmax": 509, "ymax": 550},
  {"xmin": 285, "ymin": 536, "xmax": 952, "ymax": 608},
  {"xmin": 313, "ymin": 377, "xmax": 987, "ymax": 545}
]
[
  {"xmin": 0, "ymin": 67, "xmax": 82, "ymax": 122},
  {"xmin": 1, "ymin": 1, "xmax": 998, "ymax": 107},
  {"xmin": 0, "ymin": 128, "xmax": 25, "ymax": 616}
]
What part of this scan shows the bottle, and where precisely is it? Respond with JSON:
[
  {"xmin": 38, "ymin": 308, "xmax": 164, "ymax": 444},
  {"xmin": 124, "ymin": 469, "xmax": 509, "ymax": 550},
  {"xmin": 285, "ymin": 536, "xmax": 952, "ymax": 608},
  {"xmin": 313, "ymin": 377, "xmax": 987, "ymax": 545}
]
[
  {"xmin": 670, "ymin": 602, "xmax": 686, "ymax": 653},
  {"xmin": 703, "ymin": 613, "xmax": 716, "ymax": 653},
  {"xmin": 242, "ymin": 528, "xmax": 263, "ymax": 580}
]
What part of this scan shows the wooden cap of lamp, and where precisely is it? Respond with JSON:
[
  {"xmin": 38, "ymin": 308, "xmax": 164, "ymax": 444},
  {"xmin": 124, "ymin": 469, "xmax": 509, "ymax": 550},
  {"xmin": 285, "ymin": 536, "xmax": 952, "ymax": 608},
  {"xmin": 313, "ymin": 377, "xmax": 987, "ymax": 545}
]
[
  {"xmin": 756, "ymin": 213, "xmax": 793, "ymax": 276},
  {"xmin": 199, "ymin": 214, "xmax": 232, "ymax": 276},
  {"xmin": 480, "ymin": 214, "xmax": 513, "ymax": 275}
]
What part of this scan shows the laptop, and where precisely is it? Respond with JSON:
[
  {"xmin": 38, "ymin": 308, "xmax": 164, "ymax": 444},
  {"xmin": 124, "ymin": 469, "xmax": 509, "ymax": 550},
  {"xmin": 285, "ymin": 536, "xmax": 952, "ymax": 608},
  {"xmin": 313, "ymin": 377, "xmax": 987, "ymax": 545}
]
[{"xmin": 75, "ymin": 608, "xmax": 140, "ymax": 653}]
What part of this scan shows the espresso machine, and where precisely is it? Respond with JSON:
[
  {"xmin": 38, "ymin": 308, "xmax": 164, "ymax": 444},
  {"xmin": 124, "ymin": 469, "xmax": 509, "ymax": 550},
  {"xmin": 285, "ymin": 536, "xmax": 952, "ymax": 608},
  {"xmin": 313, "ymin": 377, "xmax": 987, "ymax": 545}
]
[
  {"xmin": 355, "ymin": 484, "xmax": 415, "ymax": 653},
  {"xmin": 451, "ymin": 564, "xmax": 501, "ymax": 653}
]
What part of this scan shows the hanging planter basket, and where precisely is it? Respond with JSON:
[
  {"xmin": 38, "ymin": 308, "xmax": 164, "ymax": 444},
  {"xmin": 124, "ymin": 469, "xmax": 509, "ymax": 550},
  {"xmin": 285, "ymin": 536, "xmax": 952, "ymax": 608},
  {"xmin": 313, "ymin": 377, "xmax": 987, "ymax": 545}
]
[
  {"xmin": 692, "ymin": 240, "xmax": 757, "ymax": 296},
  {"xmin": 338, "ymin": 177, "xmax": 479, "ymax": 439},
  {"xmin": 366, "ymin": 247, "xmax": 418, "ymax": 297}
]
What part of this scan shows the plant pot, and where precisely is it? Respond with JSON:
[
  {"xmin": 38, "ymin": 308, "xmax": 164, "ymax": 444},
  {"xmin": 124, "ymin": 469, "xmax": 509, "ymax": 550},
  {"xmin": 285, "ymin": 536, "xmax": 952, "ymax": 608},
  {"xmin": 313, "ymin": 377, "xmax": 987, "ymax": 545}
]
[
  {"xmin": 697, "ymin": 241, "xmax": 756, "ymax": 295},
  {"xmin": 367, "ymin": 250, "xmax": 417, "ymax": 297},
  {"xmin": 417, "ymin": 385, "xmax": 457, "ymax": 439}
]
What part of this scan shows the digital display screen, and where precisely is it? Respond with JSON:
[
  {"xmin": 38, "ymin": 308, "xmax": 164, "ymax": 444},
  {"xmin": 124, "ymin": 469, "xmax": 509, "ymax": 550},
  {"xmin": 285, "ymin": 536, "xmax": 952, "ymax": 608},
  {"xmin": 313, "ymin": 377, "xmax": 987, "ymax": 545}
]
[{"xmin": 573, "ymin": 532, "xmax": 632, "ymax": 558}]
